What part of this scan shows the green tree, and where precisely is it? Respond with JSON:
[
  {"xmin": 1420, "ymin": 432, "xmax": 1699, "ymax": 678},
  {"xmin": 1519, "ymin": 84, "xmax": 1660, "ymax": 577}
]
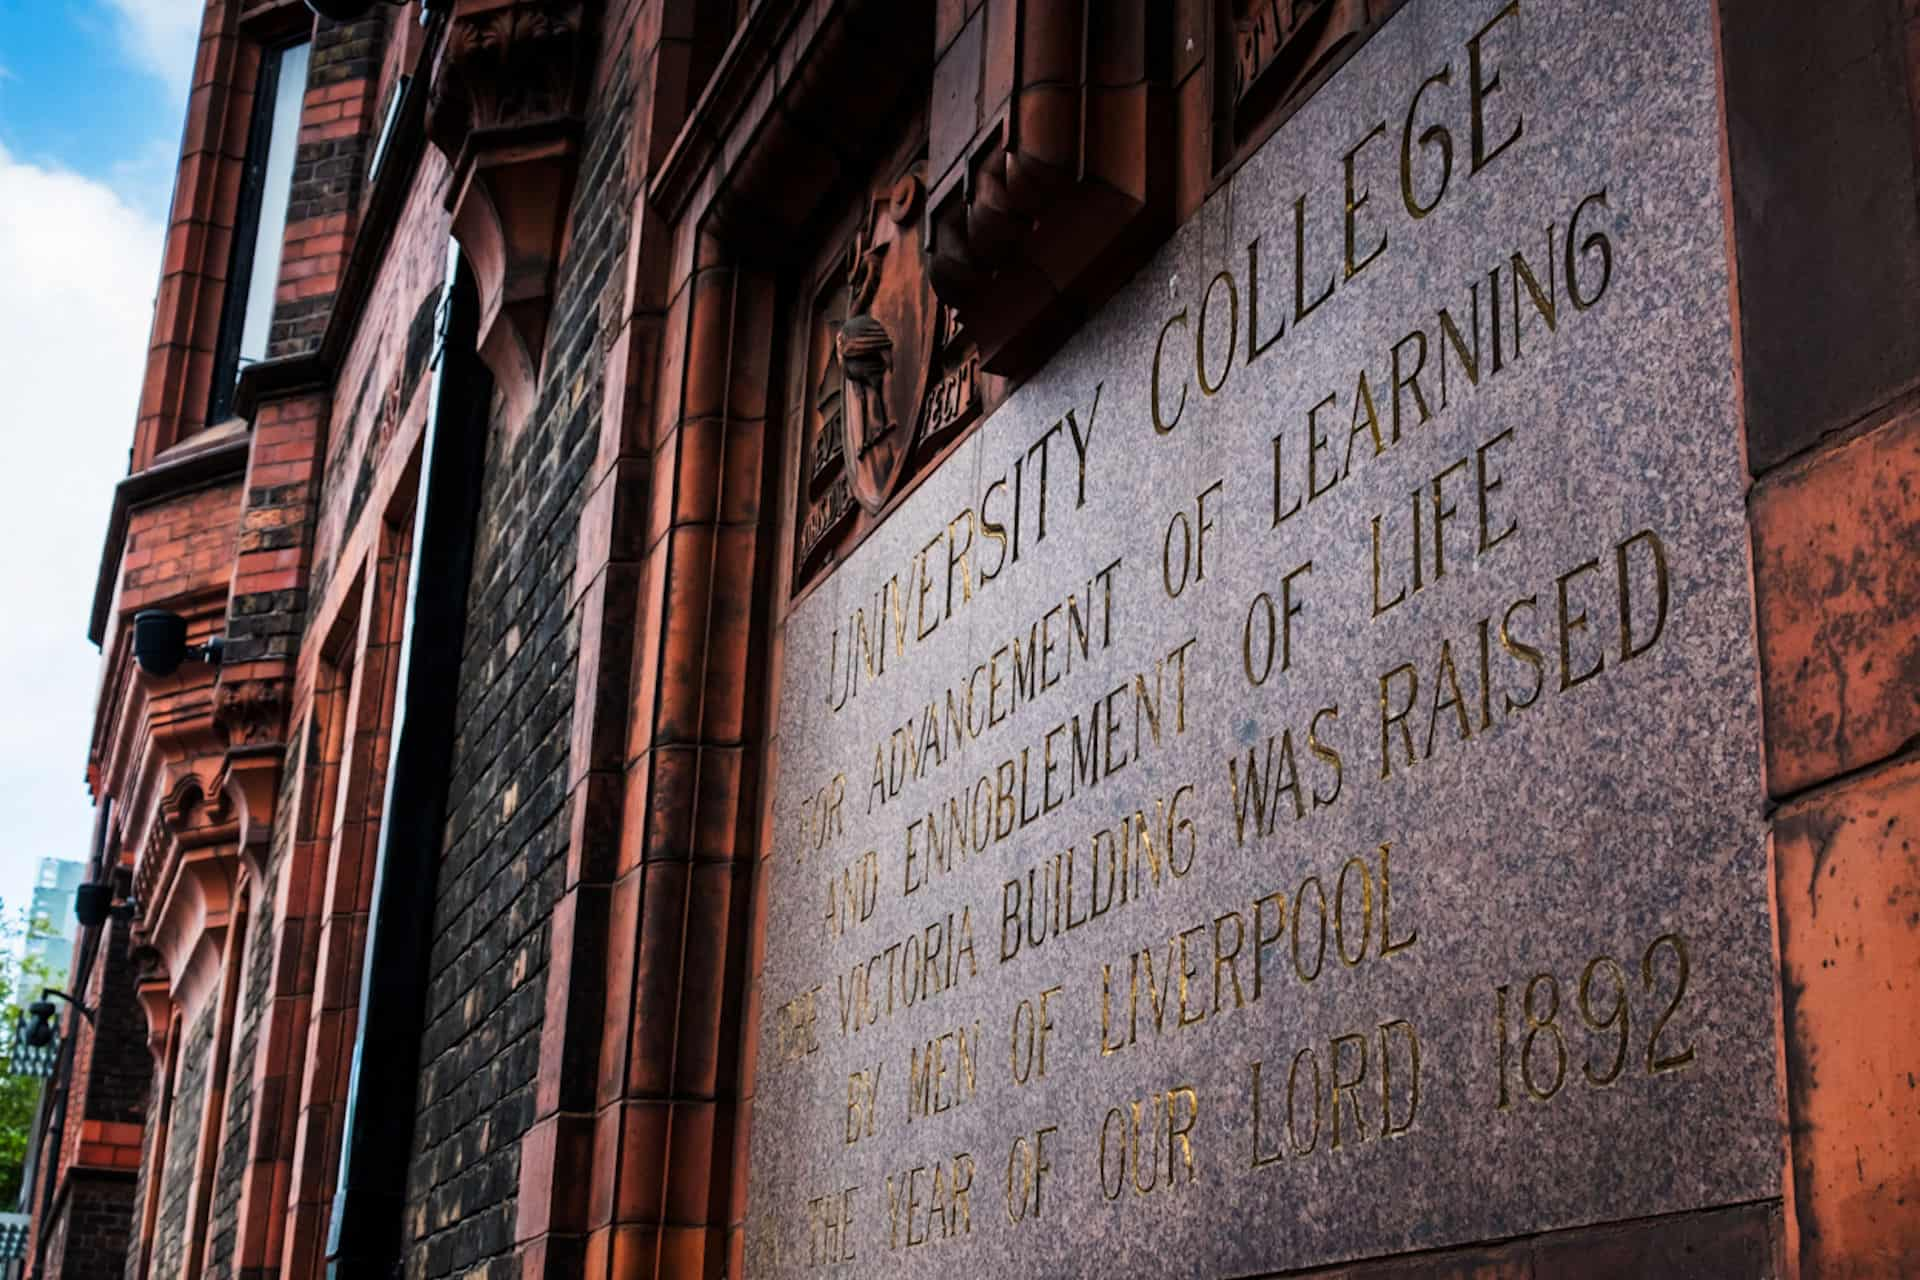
[{"xmin": 0, "ymin": 907, "xmax": 55, "ymax": 1206}]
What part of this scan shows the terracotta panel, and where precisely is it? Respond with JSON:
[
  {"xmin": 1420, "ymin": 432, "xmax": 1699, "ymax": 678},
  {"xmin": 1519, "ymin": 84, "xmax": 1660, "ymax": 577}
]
[
  {"xmin": 1752, "ymin": 407, "xmax": 1920, "ymax": 796},
  {"xmin": 660, "ymin": 1099, "xmax": 719, "ymax": 1225},
  {"xmin": 639, "ymin": 745, "xmax": 699, "ymax": 862},
  {"xmin": 537, "ymin": 879, "xmax": 610, "ymax": 1116},
  {"xmin": 598, "ymin": 866, "xmax": 644, "ymax": 1108},
  {"xmin": 931, "ymin": 9, "xmax": 983, "ymax": 187},
  {"xmin": 1722, "ymin": 0, "xmax": 1920, "ymax": 470},
  {"xmin": 567, "ymin": 768, "xmax": 624, "ymax": 889},
  {"xmin": 1776, "ymin": 759, "xmax": 1920, "ymax": 1278},
  {"xmin": 515, "ymin": 1111, "xmax": 595, "ymax": 1241},
  {"xmin": 610, "ymin": 1098, "xmax": 670, "ymax": 1225},
  {"xmin": 654, "ymin": 525, "xmax": 718, "ymax": 744},
  {"xmin": 682, "ymin": 267, "xmax": 737, "ymax": 421},
  {"xmin": 627, "ymin": 538, "xmax": 671, "ymax": 764}
]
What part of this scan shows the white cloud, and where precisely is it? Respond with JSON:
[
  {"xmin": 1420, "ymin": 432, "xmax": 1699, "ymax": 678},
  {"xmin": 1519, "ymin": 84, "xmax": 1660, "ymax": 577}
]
[
  {"xmin": 104, "ymin": 0, "xmax": 202, "ymax": 96},
  {"xmin": 111, "ymin": 130, "xmax": 185, "ymax": 221},
  {"xmin": 0, "ymin": 143, "xmax": 163, "ymax": 913}
]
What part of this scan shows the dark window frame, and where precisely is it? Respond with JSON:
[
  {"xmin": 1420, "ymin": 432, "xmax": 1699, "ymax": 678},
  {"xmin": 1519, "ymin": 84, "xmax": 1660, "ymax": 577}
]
[{"xmin": 207, "ymin": 39, "xmax": 304, "ymax": 424}]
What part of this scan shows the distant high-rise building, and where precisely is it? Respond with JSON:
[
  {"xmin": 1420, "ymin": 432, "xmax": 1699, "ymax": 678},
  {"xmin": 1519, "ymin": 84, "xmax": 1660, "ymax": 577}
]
[{"xmin": 21, "ymin": 858, "xmax": 83, "ymax": 998}]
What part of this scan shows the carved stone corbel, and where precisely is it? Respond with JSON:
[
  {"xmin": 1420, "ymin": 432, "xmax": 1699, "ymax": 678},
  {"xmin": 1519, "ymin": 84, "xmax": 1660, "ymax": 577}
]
[
  {"xmin": 211, "ymin": 674, "xmax": 287, "ymax": 890},
  {"xmin": 135, "ymin": 771, "xmax": 241, "ymax": 1030},
  {"xmin": 427, "ymin": 0, "xmax": 594, "ymax": 429},
  {"xmin": 925, "ymin": 3, "xmax": 1172, "ymax": 377},
  {"xmin": 135, "ymin": 967, "xmax": 173, "ymax": 1064},
  {"xmin": 213, "ymin": 676, "xmax": 287, "ymax": 748}
]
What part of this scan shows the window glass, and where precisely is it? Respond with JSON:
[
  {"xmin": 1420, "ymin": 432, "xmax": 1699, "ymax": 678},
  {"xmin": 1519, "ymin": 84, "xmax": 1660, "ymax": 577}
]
[{"xmin": 236, "ymin": 40, "xmax": 310, "ymax": 371}]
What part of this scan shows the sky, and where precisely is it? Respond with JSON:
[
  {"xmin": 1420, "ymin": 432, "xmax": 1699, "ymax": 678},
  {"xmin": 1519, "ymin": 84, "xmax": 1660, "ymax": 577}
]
[{"xmin": 0, "ymin": 0, "xmax": 200, "ymax": 936}]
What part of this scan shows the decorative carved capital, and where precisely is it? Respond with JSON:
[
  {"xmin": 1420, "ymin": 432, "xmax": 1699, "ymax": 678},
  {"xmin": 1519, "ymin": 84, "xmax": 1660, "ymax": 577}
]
[
  {"xmin": 426, "ymin": 0, "xmax": 596, "ymax": 429},
  {"xmin": 213, "ymin": 677, "xmax": 288, "ymax": 748},
  {"xmin": 427, "ymin": 0, "xmax": 588, "ymax": 165}
]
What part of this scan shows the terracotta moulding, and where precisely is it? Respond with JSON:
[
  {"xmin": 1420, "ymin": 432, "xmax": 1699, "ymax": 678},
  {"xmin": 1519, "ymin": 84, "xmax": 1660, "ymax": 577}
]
[{"xmin": 427, "ymin": 0, "xmax": 594, "ymax": 431}]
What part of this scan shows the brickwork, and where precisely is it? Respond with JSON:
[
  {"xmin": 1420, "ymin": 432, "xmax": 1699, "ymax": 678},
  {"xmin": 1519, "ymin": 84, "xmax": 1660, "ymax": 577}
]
[
  {"xmin": 85, "ymin": 924, "xmax": 153, "ymax": 1132},
  {"xmin": 119, "ymin": 478, "xmax": 245, "ymax": 617},
  {"xmin": 224, "ymin": 396, "xmax": 326, "ymax": 667},
  {"xmin": 136, "ymin": 0, "xmax": 256, "ymax": 460},
  {"xmin": 269, "ymin": 14, "xmax": 389, "ymax": 359},
  {"xmin": 26, "ymin": 920, "xmax": 149, "ymax": 1280},
  {"xmin": 148, "ymin": 1005, "xmax": 215, "ymax": 1280},
  {"xmin": 220, "ymin": 702, "xmax": 332, "ymax": 1280},
  {"xmin": 39, "ymin": 4, "xmax": 1920, "ymax": 1280},
  {"xmin": 44, "ymin": 1172, "xmax": 140, "ymax": 1280},
  {"xmin": 203, "ymin": 857, "xmax": 280, "ymax": 1280},
  {"xmin": 125, "ymin": 1065, "xmax": 164, "ymax": 1280},
  {"xmin": 401, "ymin": 60, "xmax": 632, "ymax": 1280},
  {"xmin": 56, "ymin": 930, "xmax": 110, "ymax": 1178}
]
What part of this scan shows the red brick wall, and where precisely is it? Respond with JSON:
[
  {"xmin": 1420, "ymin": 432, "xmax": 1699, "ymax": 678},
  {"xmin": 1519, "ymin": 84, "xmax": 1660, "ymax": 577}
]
[
  {"xmin": 269, "ymin": 13, "xmax": 389, "ymax": 359},
  {"xmin": 399, "ymin": 55, "xmax": 637, "ymax": 1280},
  {"xmin": 57, "ymin": 6, "xmax": 1920, "ymax": 1280},
  {"xmin": 1726, "ymin": 0, "xmax": 1920, "ymax": 1275}
]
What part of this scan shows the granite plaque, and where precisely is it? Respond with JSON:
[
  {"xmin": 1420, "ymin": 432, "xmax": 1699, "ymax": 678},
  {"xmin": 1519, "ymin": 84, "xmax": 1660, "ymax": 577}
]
[{"xmin": 748, "ymin": 0, "xmax": 1778, "ymax": 1273}]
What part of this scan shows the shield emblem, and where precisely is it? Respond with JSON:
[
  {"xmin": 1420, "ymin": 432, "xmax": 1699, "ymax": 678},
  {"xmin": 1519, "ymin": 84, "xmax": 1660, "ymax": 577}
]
[{"xmin": 839, "ymin": 173, "xmax": 934, "ymax": 515}]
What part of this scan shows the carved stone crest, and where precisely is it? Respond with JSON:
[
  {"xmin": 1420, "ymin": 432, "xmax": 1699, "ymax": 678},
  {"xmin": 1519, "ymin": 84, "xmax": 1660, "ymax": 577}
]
[
  {"xmin": 1229, "ymin": 0, "xmax": 1365, "ymax": 115},
  {"xmin": 793, "ymin": 164, "xmax": 985, "ymax": 591},
  {"xmin": 791, "ymin": 161, "xmax": 990, "ymax": 594},
  {"xmin": 839, "ymin": 174, "xmax": 935, "ymax": 515}
]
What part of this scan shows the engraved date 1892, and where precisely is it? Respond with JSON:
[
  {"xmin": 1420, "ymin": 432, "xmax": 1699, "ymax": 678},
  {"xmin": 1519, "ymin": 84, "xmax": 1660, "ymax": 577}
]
[{"xmin": 1493, "ymin": 932, "xmax": 1696, "ymax": 1108}]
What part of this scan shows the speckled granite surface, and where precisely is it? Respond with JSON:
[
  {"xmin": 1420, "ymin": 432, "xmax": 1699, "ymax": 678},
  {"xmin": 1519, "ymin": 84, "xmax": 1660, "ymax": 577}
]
[{"xmin": 746, "ymin": 0, "xmax": 1775, "ymax": 1274}]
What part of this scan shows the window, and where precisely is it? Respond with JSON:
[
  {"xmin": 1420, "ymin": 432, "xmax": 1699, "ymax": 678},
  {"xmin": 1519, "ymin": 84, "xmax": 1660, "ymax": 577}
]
[
  {"xmin": 208, "ymin": 40, "xmax": 310, "ymax": 423},
  {"xmin": 367, "ymin": 75, "xmax": 408, "ymax": 182}
]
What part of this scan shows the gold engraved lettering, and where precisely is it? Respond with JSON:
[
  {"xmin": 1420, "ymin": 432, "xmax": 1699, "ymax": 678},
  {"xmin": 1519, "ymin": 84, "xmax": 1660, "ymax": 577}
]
[
  {"xmin": 845, "ymin": 1064, "xmax": 881, "ymax": 1145},
  {"xmin": 1375, "ymin": 531, "xmax": 1677, "ymax": 777},
  {"xmin": 1197, "ymin": 271, "xmax": 1238, "ymax": 396},
  {"xmin": 1151, "ymin": 310, "xmax": 1189, "ymax": 434},
  {"xmin": 1467, "ymin": 0, "xmax": 1524, "ymax": 174},
  {"xmin": 776, "ymin": 985, "xmax": 825, "ymax": 1063},
  {"xmin": 1250, "ymin": 1019, "xmax": 1421, "ymax": 1169},
  {"xmin": 907, "ymin": 1022, "xmax": 980, "ymax": 1123},
  {"xmin": 1491, "ymin": 932, "xmax": 1695, "ymax": 1109},
  {"xmin": 1004, "ymin": 1127, "xmax": 1057, "ymax": 1224},
  {"xmin": 1098, "ymin": 1086, "xmax": 1199, "ymax": 1199},
  {"xmin": 805, "ymin": 1186, "xmax": 857, "ymax": 1266},
  {"xmin": 823, "ymin": 848, "xmax": 880, "ymax": 941},
  {"xmin": 1344, "ymin": 122, "xmax": 1390, "ymax": 279},
  {"xmin": 1009, "ymin": 986, "xmax": 1061, "ymax": 1085},
  {"xmin": 837, "ymin": 907, "xmax": 978, "ymax": 1036},
  {"xmin": 884, "ymin": 1153, "xmax": 974, "ymax": 1250},
  {"xmin": 829, "ymin": 385, "xmax": 1102, "ymax": 717},
  {"xmin": 1013, "ymin": 783, "xmax": 1197, "ymax": 966},
  {"xmin": 795, "ymin": 772, "xmax": 848, "ymax": 866},
  {"xmin": 1401, "ymin": 66, "xmax": 1454, "ymax": 218},
  {"xmin": 1162, "ymin": 481, "xmax": 1224, "ymax": 599}
]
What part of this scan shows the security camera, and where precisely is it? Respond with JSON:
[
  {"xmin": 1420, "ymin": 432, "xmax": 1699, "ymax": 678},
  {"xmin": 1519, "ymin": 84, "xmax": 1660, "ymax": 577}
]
[
  {"xmin": 74, "ymin": 884, "xmax": 135, "ymax": 929},
  {"xmin": 74, "ymin": 883, "xmax": 112, "ymax": 928},
  {"xmin": 132, "ymin": 610, "xmax": 222, "ymax": 678}
]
